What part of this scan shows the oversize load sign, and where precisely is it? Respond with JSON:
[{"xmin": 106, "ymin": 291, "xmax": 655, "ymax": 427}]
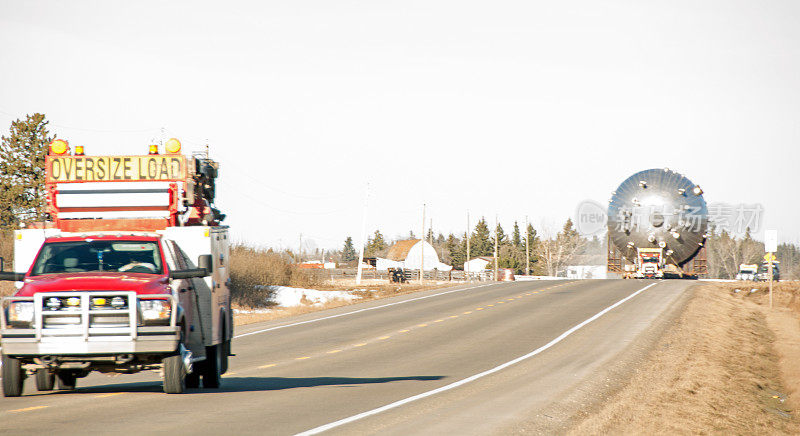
[{"xmin": 46, "ymin": 155, "xmax": 187, "ymax": 183}]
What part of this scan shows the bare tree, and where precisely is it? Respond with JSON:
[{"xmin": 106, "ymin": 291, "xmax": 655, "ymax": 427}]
[{"xmin": 535, "ymin": 218, "xmax": 585, "ymax": 277}]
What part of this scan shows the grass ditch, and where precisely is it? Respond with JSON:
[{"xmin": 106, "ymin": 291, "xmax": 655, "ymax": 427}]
[{"xmin": 569, "ymin": 281, "xmax": 800, "ymax": 435}]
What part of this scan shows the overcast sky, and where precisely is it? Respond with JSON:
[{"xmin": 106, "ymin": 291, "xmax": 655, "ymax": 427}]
[{"xmin": 1, "ymin": 1, "xmax": 798, "ymax": 251}]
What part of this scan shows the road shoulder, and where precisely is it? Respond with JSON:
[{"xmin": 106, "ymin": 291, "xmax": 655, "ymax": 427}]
[{"xmin": 567, "ymin": 282, "xmax": 799, "ymax": 434}]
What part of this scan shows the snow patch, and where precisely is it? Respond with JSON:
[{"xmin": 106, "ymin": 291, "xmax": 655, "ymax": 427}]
[{"xmin": 239, "ymin": 285, "xmax": 369, "ymax": 310}]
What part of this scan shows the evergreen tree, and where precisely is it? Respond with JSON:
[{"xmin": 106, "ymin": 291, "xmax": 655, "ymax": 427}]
[
  {"xmin": 364, "ymin": 230, "xmax": 387, "ymax": 257},
  {"xmin": 512, "ymin": 221, "xmax": 522, "ymax": 247},
  {"xmin": 0, "ymin": 113, "xmax": 53, "ymax": 228},
  {"xmin": 494, "ymin": 222, "xmax": 507, "ymax": 247},
  {"xmin": 436, "ymin": 233, "xmax": 445, "ymax": 245},
  {"xmin": 470, "ymin": 218, "xmax": 493, "ymax": 256},
  {"xmin": 446, "ymin": 233, "xmax": 467, "ymax": 269},
  {"xmin": 341, "ymin": 236, "xmax": 357, "ymax": 262},
  {"xmin": 526, "ymin": 223, "xmax": 538, "ymax": 249},
  {"xmin": 408, "ymin": 230, "xmax": 415, "ymax": 239},
  {"xmin": 426, "ymin": 228, "xmax": 434, "ymax": 243},
  {"xmin": 526, "ymin": 223, "xmax": 542, "ymax": 274}
]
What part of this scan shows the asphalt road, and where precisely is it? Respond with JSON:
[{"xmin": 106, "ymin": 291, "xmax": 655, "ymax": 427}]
[{"xmin": 0, "ymin": 279, "xmax": 692, "ymax": 435}]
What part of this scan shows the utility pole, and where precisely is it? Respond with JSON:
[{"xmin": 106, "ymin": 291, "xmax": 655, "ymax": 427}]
[
  {"xmin": 420, "ymin": 203, "xmax": 426, "ymax": 283},
  {"xmin": 494, "ymin": 215, "xmax": 499, "ymax": 281},
  {"xmin": 466, "ymin": 212, "xmax": 470, "ymax": 281},
  {"xmin": 525, "ymin": 215, "xmax": 530, "ymax": 276},
  {"xmin": 356, "ymin": 183, "xmax": 370, "ymax": 285},
  {"xmin": 298, "ymin": 233, "xmax": 303, "ymax": 263}
]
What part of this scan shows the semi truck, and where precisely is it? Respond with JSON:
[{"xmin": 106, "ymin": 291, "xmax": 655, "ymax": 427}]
[
  {"xmin": 0, "ymin": 139, "xmax": 232, "ymax": 396},
  {"xmin": 735, "ymin": 264, "xmax": 758, "ymax": 281},
  {"xmin": 634, "ymin": 247, "xmax": 664, "ymax": 279}
]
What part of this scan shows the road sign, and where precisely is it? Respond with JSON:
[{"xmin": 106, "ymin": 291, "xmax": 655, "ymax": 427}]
[
  {"xmin": 765, "ymin": 229, "xmax": 778, "ymax": 253},
  {"xmin": 764, "ymin": 253, "xmax": 777, "ymax": 262}
]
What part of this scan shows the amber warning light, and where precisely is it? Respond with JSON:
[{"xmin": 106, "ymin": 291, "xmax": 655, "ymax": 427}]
[
  {"xmin": 49, "ymin": 139, "xmax": 69, "ymax": 155},
  {"xmin": 165, "ymin": 138, "xmax": 181, "ymax": 154}
]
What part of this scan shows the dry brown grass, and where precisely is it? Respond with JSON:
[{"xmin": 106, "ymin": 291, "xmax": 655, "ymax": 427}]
[
  {"xmin": 229, "ymin": 243, "xmax": 458, "ymax": 323},
  {"xmin": 229, "ymin": 244, "xmax": 325, "ymax": 307},
  {"xmin": 569, "ymin": 282, "xmax": 800, "ymax": 435}
]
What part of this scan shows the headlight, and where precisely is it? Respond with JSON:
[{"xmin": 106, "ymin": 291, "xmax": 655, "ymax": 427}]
[
  {"xmin": 8, "ymin": 301, "xmax": 34, "ymax": 326},
  {"xmin": 138, "ymin": 299, "xmax": 171, "ymax": 324}
]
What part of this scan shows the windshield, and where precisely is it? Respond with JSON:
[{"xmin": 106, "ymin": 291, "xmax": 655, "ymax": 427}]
[
  {"xmin": 641, "ymin": 256, "xmax": 660, "ymax": 263},
  {"xmin": 31, "ymin": 240, "xmax": 164, "ymax": 276}
]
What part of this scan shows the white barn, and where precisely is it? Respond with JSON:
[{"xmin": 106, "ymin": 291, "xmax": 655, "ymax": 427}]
[{"xmin": 379, "ymin": 239, "xmax": 452, "ymax": 271}]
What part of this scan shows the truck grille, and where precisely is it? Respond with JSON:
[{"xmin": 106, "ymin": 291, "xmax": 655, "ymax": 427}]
[{"xmin": 33, "ymin": 291, "xmax": 139, "ymax": 339}]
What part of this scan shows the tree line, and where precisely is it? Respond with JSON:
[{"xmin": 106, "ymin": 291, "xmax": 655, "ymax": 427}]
[{"xmin": 339, "ymin": 217, "xmax": 601, "ymax": 276}]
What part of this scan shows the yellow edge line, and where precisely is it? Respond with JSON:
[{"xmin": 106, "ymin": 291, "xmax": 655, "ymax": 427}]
[{"xmin": 10, "ymin": 406, "xmax": 48, "ymax": 413}]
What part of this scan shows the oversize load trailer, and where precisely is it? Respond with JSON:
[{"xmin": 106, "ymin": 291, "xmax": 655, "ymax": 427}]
[{"xmin": 1, "ymin": 140, "xmax": 232, "ymax": 396}]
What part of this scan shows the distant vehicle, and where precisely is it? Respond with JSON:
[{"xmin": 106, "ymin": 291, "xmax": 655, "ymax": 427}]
[
  {"xmin": 635, "ymin": 248, "xmax": 664, "ymax": 279},
  {"xmin": 756, "ymin": 261, "xmax": 780, "ymax": 282},
  {"xmin": 497, "ymin": 268, "xmax": 515, "ymax": 282},
  {"xmin": 735, "ymin": 264, "xmax": 758, "ymax": 281},
  {"xmin": 388, "ymin": 268, "xmax": 407, "ymax": 283}
]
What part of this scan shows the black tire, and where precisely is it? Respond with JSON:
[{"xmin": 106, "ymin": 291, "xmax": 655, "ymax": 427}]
[
  {"xmin": 185, "ymin": 372, "xmax": 200, "ymax": 389},
  {"xmin": 201, "ymin": 344, "xmax": 221, "ymax": 388},
  {"xmin": 35, "ymin": 369, "xmax": 55, "ymax": 391},
  {"xmin": 2, "ymin": 354, "xmax": 25, "ymax": 397},
  {"xmin": 56, "ymin": 371, "xmax": 77, "ymax": 390},
  {"xmin": 163, "ymin": 354, "xmax": 186, "ymax": 394},
  {"xmin": 220, "ymin": 339, "xmax": 230, "ymax": 375}
]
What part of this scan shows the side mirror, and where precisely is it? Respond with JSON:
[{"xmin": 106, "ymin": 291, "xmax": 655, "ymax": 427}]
[
  {"xmin": 198, "ymin": 254, "xmax": 213, "ymax": 275},
  {"xmin": 168, "ymin": 254, "xmax": 213, "ymax": 280},
  {"xmin": 169, "ymin": 268, "xmax": 208, "ymax": 280},
  {"xmin": 0, "ymin": 271, "xmax": 25, "ymax": 282}
]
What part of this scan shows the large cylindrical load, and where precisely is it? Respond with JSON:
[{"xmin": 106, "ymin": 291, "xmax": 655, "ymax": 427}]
[{"xmin": 607, "ymin": 169, "xmax": 708, "ymax": 267}]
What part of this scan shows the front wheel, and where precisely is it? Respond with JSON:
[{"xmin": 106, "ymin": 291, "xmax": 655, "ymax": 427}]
[
  {"xmin": 35, "ymin": 369, "xmax": 55, "ymax": 391},
  {"xmin": 163, "ymin": 354, "xmax": 186, "ymax": 394},
  {"xmin": 2, "ymin": 354, "xmax": 25, "ymax": 397}
]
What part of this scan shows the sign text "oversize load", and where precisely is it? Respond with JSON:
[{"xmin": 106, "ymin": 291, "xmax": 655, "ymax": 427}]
[{"xmin": 47, "ymin": 155, "xmax": 187, "ymax": 183}]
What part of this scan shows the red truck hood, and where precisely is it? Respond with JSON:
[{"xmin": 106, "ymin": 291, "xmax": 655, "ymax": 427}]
[{"xmin": 15, "ymin": 273, "xmax": 171, "ymax": 297}]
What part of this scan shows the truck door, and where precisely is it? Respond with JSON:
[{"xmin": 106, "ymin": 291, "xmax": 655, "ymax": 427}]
[{"xmin": 163, "ymin": 240, "xmax": 204, "ymax": 356}]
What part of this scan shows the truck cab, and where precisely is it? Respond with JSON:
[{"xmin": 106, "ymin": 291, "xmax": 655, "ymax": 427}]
[
  {"xmin": 0, "ymin": 139, "xmax": 232, "ymax": 396},
  {"xmin": 635, "ymin": 248, "xmax": 664, "ymax": 279},
  {"xmin": 757, "ymin": 261, "xmax": 780, "ymax": 282},
  {"xmin": 736, "ymin": 264, "xmax": 758, "ymax": 281}
]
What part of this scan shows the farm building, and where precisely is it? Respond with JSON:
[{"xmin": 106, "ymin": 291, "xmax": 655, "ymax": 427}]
[
  {"xmin": 464, "ymin": 256, "xmax": 494, "ymax": 273},
  {"xmin": 376, "ymin": 239, "xmax": 452, "ymax": 271}
]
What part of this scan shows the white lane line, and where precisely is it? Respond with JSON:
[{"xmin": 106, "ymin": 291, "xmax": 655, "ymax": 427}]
[
  {"xmin": 234, "ymin": 284, "xmax": 493, "ymax": 339},
  {"xmin": 295, "ymin": 282, "xmax": 659, "ymax": 435}
]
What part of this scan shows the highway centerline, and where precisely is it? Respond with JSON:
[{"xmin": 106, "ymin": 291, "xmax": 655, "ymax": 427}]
[
  {"xmin": 234, "ymin": 283, "xmax": 494, "ymax": 339},
  {"xmin": 296, "ymin": 282, "xmax": 659, "ymax": 435}
]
